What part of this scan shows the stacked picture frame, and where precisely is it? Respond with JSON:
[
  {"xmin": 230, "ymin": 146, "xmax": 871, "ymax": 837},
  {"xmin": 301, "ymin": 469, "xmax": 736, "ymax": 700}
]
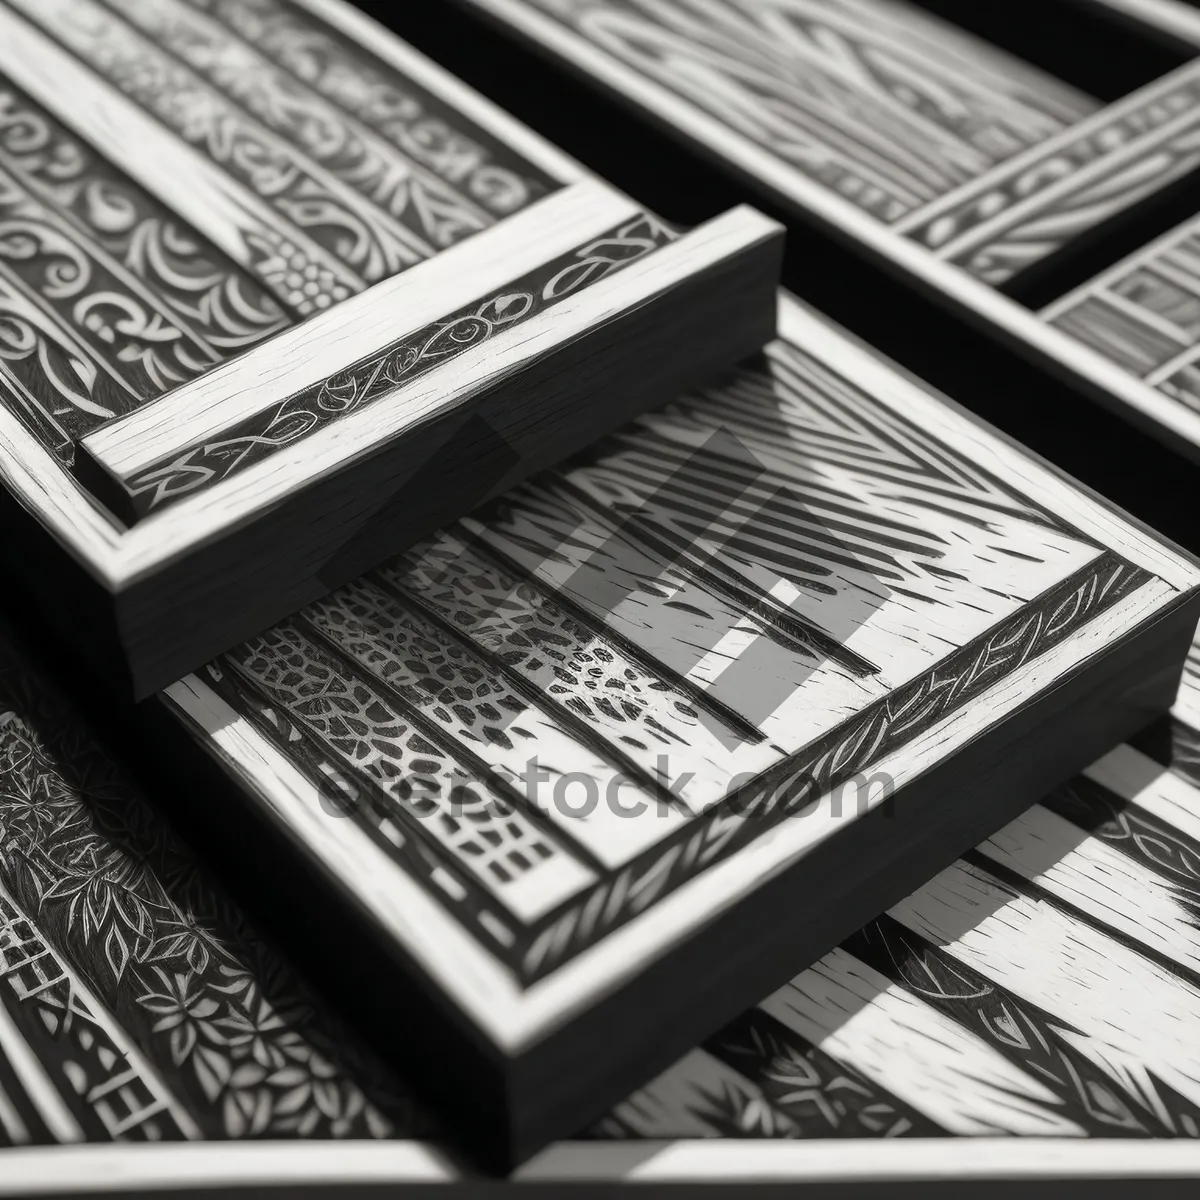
[{"xmin": 2, "ymin": 0, "xmax": 1200, "ymax": 1188}]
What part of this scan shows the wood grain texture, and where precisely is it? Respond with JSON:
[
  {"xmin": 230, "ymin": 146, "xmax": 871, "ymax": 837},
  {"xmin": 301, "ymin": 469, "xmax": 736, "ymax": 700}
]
[
  {"xmin": 453, "ymin": 0, "xmax": 1200, "ymax": 459},
  {"xmin": 465, "ymin": 0, "xmax": 1200, "ymax": 282},
  {"xmin": 166, "ymin": 294, "xmax": 1196, "ymax": 1003},
  {"xmin": 492, "ymin": 0, "xmax": 1098, "ymax": 225},
  {"xmin": 4, "ymin": 616, "xmax": 1200, "ymax": 1180},
  {"xmin": 0, "ymin": 0, "xmax": 782, "ymax": 695},
  {"xmin": 2, "ymin": 551, "xmax": 1199, "ymax": 1184},
  {"xmin": 148, "ymin": 293, "xmax": 1200, "ymax": 1163},
  {"xmin": 573, "ymin": 640, "xmax": 1200, "ymax": 1154},
  {"xmin": 1045, "ymin": 213, "xmax": 1200, "ymax": 418}
]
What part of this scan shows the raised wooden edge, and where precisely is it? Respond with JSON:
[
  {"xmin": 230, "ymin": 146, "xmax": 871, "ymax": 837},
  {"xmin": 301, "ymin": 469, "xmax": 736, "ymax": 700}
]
[
  {"xmin": 1, "ymin": 1138, "xmax": 1199, "ymax": 1193},
  {"xmin": 75, "ymin": 180, "xmax": 648, "ymax": 522}
]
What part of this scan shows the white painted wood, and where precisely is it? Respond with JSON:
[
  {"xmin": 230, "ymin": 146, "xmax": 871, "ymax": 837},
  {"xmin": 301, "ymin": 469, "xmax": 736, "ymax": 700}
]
[
  {"xmin": 380, "ymin": 530, "xmax": 790, "ymax": 818},
  {"xmin": 475, "ymin": 423, "xmax": 1099, "ymax": 725},
  {"xmin": 0, "ymin": 1142, "xmax": 458, "ymax": 1194},
  {"xmin": 519, "ymin": 1138, "xmax": 1200, "ymax": 1181},
  {"xmin": 110, "ymin": 206, "xmax": 782, "ymax": 583},
  {"xmin": 304, "ymin": 578, "xmax": 686, "ymax": 869},
  {"xmin": 979, "ymin": 802, "xmax": 1200, "ymax": 977},
  {"xmin": 0, "ymin": 3, "xmax": 364, "ymax": 299},
  {"xmin": 466, "ymin": 0, "xmax": 1200, "ymax": 457},
  {"xmin": 2, "ymin": 1137, "xmax": 1198, "ymax": 1191},
  {"xmin": 776, "ymin": 299, "xmax": 1199, "ymax": 589},
  {"xmin": 164, "ymin": 574, "xmax": 1178, "ymax": 1052},
  {"xmin": 760, "ymin": 948, "xmax": 1085, "ymax": 1136},
  {"xmin": 0, "ymin": 1003, "xmax": 83, "ymax": 1145},
  {"xmin": 0, "ymin": 0, "xmax": 612, "ymax": 600},
  {"xmin": 889, "ymin": 857, "xmax": 1200, "ymax": 1128},
  {"xmin": 168, "ymin": 670, "xmax": 595, "ymax": 927},
  {"xmin": 83, "ymin": 181, "xmax": 636, "ymax": 477},
  {"xmin": 1087, "ymin": 742, "xmax": 1200, "ymax": 847}
]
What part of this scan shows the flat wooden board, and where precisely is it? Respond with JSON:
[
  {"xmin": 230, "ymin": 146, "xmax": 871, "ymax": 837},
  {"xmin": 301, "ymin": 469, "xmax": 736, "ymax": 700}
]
[
  {"xmin": 0, "ymin": 0, "xmax": 573, "ymax": 567},
  {"xmin": 159, "ymin": 293, "xmax": 1200, "ymax": 1058},
  {"xmin": 4, "ymin": 499, "xmax": 1200, "ymax": 1186}
]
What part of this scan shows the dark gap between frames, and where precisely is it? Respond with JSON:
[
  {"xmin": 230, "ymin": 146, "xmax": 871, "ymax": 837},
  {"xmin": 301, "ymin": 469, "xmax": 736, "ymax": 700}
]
[
  {"xmin": 907, "ymin": 0, "xmax": 1190, "ymax": 98},
  {"xmin": 1002, "ymin": 166, "xmax": 1200, "ymax": 308}
]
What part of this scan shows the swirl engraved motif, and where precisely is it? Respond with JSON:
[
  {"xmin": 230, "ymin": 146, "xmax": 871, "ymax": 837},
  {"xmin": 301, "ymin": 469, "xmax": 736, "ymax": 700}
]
[
  {"xmin": 187, "ymin": 0, "xmax": 555, "ymax": 217},
  {"xmin": 25, "ymin": 0, "xmax": 411, "ymax": 288},
  {"xmin": 0, "ymin": 83, "xmax": 291, "ymax": 455},
  {"xmin": 105, "ymin": 0, "xmax": 494, "ymax": 252},
  {"xmin": 119, "ymin": 213, "xmax": 676, "ymax": 511}
]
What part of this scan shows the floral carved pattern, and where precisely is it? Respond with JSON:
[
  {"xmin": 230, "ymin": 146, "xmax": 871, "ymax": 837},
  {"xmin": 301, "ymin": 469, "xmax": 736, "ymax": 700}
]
[{"xmin": 0, "ymin": 645, "xmax": 432, "ymax": 1141}]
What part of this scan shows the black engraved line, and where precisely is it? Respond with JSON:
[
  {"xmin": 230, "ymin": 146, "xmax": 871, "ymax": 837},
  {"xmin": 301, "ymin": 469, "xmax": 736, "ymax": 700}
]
[
  {"xmin": 961, "ymin": 846, "xmax": 1200, "ymax": 999},
  {"xmin": 513, "ymin": 552, "xmax": 1152, "ymax": 984},
  {"xmin": 91, "ymin": 0, "xmax": 494, "ymax": 252},
  {"xmin": 64, "ymin": 0, "xmax": 433, "ymax": 265},
  {"xmin": 1153, "ymin": 716, "xmax": 1200, "ymax": 793},
  {"xmin": 705, "ymin": 1005, "xmax": 947, "ymax": 1138},
  {"xmin": 198, "ymin": 656, "xmax": 534, "ymax": 965},
  {"xmin": 513, "ymin": 0, "xmax": 919, "ymax": 221},
  {"xmin": 0, "ymin": 658, "xmax": 425, "ymax": 1142},
  {"xmin": 538, "ymin": 470, "xmax": 881, "ymax": 678},
  {"xmin": 199, "ymin": 550, "xmax": 1153, "ymax": 982},
  {"xmin": 598, "ymin": 421, "xmax": 958, "ymax": 572},
  {"xmin": 262, "ymin": 0, "xmax": 559, "ymax": 206},
  {"xmin": 0, "ymin": 209, "xmax": 158, "ymax": 408},
  {"xmin": 0, "ymin": 156, "xmax": 221, "ymax": 375},
  {"xmin": 0, "ymin": 271, "xmax": 137, "ymax": 436},
  {"xmin": 0, "ymin": 364, "xmax": 74, "ymax": 461},
  {"xmin": 365, "ymin": 567, "xmax": 694, "ymax": 821},
  {"xmin": 847, "ymin": 914, "xmax": 1194, "ymax": 1138},
  {"xmin": 453, "ymin": 523, "xmax": 767, "ymax": 748},
  {"xmin": 903, "ymin": 74, "xmax": 1200, "ymax": 257},
  {"xmin": 0, "ymin": 70, "xmax": 341, "ymax": 324},
  {"xmin": 763, "ymin": 341, "xmax": 1096, "ymax": 541},
  {"xmin": 292, "ymin": 609, "xmax": 616, "ymax": 874},
  {"xmin": 681, "ymin": 340, "xmax": 1085, "ymax": 552},
  {"xmin": 0, "ymin": 898, "xmax": 106, "ymax": 1143},
  {"xmin": 0, "ymin": 884, "xmax": 188, "ymax": 1143},
  {"xmin": 115, "ymin": 212, "xmax": 676, "ymax": 515},
  {"xmin": 1040, "ymin": 774, "xmax": 1200, "ymax": 928},
  {"xmin": 514, "ymin": 0, "xmax": 1084, "ymax": 225},
  {"xmin": 473, "ymin": 456, "xmax": 894, "ymax": 742}
]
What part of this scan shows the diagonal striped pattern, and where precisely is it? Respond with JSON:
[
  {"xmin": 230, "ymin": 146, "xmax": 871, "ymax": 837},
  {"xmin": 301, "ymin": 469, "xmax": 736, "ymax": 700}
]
[{"xmin": 593, "ymin": 690, "xmax": 1200, "ymax": 1140}]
